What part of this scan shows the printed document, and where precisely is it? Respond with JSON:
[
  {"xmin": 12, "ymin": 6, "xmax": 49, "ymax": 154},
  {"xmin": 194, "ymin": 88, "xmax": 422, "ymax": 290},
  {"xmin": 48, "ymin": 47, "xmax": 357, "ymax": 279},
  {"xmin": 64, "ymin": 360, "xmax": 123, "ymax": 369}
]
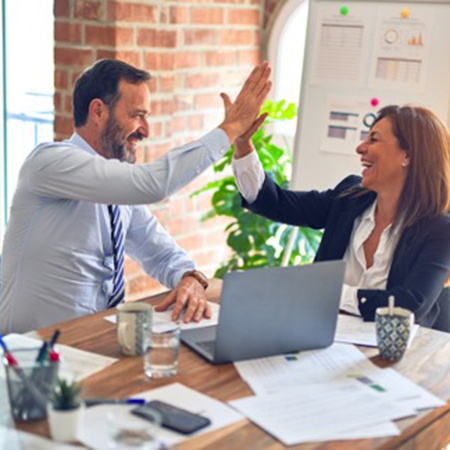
[{"xmin": 229, "ymin": 379, "xmax": 413, "ymax": 445}]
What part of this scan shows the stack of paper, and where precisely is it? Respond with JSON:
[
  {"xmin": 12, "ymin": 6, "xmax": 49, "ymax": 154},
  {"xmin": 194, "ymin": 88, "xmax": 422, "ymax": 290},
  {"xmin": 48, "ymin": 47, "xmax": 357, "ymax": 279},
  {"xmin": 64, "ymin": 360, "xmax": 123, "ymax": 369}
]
[
  {"xmin": 3, "ymin": 334, "xmax": 118, "ymax": 381},
  {"xmin": 104, "ymin": 301, "xmax": 220, "ymax": 333},
  {"xmin": 335, "ymin": 314, "xmax": 419, "ymax": 347},
  {"xmin": 230, "ymin": 379, "xmax": 411, "ymax": 445},
  {"xmin": 232, "ymin": 343, "xmax": 444, "ymax": 444}
]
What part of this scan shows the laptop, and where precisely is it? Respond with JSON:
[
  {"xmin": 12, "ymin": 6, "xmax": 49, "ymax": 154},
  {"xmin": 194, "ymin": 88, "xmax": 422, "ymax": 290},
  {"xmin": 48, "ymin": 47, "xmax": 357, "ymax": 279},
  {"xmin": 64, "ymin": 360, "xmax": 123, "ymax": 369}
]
[{"xmin": 181, "ymin": 260, "xmax": 345, "ymax": 364}]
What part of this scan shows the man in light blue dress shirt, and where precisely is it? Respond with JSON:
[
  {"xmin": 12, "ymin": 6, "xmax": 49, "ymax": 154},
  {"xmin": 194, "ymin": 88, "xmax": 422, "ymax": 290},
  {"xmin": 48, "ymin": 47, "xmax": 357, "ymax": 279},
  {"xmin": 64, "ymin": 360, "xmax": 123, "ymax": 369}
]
[{"xmin": 0, "ymin": 59, "xmax": 271, "ymax": 333}]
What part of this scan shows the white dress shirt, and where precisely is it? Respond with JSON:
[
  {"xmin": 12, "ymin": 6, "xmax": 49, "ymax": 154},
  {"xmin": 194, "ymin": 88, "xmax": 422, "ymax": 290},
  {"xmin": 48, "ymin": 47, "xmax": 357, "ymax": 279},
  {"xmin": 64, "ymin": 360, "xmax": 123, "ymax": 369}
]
[
  {"xmin": 232, "ymin": 151, "xmax": 400, "ymax": 316},
  {"xmin": 0, "ymin": 129, "xmax": 229, "ymax": 333}
]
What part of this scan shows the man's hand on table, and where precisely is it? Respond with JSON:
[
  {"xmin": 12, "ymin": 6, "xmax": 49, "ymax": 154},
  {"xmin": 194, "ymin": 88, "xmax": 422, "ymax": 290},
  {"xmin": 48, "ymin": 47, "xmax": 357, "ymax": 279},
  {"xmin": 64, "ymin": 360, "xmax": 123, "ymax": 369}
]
[{"xmin": 154, "ymin": 276, "xmax": 212, "ymax": 323}]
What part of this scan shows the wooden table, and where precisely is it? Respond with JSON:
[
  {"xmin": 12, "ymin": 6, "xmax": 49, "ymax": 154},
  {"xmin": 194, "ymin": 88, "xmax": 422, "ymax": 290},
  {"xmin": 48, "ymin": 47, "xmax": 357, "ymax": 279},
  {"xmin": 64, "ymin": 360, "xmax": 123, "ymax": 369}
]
[{"xmin": 13, "ymin": 280, "xmax": 450, "ymax": 449}]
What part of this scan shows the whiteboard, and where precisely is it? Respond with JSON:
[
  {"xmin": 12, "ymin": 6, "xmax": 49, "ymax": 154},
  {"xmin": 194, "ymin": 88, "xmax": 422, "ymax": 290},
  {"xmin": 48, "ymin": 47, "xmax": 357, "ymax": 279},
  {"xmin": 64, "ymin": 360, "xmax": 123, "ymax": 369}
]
[{"xmin": 291, "ymin": 0, "xmax": 450, "ymax": 191}]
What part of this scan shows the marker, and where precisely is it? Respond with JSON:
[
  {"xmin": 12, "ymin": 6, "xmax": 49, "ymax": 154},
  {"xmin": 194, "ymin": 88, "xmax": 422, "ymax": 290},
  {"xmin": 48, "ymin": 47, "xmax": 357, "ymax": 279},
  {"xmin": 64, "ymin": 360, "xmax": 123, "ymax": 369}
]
[
  {"xmin": 370, "ymin": 97, "xmax": 379, "ymax": 107},
  {"xmin": 340, "ymin": 6, "xmax": 349, "ymax": 16},
  {"xmin": 401, "ymin": 8, "xmax": 410, "ymax": 19},
  {"xmin": 85, "ymin": 398, "xmax": 146, "ymax": 407}
]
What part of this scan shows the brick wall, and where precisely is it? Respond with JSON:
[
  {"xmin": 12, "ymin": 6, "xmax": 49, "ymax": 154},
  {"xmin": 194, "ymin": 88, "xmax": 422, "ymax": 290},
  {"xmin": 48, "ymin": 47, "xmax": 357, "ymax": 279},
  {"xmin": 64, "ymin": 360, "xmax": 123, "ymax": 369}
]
[{"xmin": 54, "ymin": 0, "xmax": 265, "ymax": 299}]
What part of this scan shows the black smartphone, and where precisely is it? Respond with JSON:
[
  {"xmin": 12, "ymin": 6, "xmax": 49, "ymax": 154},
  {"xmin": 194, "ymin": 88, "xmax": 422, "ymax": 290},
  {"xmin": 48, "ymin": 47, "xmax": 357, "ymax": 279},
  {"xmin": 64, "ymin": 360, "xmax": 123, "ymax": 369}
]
[{"xmin": 131, "ymin": 400, "xmax": 211, "ymax": 435}]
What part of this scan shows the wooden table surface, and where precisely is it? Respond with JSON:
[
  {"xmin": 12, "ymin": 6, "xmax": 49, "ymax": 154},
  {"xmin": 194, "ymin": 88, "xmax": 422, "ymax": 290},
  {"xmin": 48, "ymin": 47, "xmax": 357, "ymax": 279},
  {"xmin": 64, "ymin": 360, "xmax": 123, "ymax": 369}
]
[{"xmin": 13, "ymin": 279, "xmax": 450, "ymax": 449}]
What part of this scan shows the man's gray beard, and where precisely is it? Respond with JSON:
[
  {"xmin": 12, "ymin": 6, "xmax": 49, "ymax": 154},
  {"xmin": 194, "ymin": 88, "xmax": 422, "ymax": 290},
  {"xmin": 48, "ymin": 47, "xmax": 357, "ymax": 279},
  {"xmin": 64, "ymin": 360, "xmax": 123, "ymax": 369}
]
[{"xmin": 99, "ymin": 115, "xmax": 135, "ymax": 163}]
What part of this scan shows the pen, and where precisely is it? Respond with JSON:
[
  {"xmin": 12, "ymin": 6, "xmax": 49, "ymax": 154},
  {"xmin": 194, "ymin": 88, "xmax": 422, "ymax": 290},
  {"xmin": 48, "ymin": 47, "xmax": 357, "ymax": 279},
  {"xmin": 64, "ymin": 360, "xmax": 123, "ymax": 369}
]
[
  {"xmin": 85, "ymin": 398, "xmax": 146, "ymax": 407},
  {"xmin": 35, "ymin": 341, "xmax": 48, "ymax": 363},
  {"xmin": 49, "ymin": 329, "xmax": 61, "ymax": 349}
]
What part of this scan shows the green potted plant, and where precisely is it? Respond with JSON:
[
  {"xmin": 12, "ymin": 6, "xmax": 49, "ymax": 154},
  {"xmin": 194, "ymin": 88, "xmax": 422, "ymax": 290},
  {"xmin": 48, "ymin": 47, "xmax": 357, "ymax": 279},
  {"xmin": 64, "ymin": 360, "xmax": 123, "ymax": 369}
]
[
  {"xmin": 47, "ymin": 377, "xmax": 84, "ymax": 442},
  {"xmin": 192, "ymin": 99, "xmax": 323, "ymax": 278}
]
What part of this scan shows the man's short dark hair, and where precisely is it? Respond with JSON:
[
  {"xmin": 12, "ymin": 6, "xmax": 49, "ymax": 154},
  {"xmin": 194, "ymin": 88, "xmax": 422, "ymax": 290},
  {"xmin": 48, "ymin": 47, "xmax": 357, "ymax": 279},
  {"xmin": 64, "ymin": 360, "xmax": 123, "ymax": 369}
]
[{"xmin": 73, "ymin": 59, "xmax": 151, "ymax": 127}]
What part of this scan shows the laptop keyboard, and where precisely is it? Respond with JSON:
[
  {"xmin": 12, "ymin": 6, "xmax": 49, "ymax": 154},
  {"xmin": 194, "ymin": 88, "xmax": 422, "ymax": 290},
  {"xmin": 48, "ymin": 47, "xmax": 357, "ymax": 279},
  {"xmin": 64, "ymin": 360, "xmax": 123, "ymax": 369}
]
[{"xmin": 196, "ymin": 340, "xmax": 215, "ymax": 354}]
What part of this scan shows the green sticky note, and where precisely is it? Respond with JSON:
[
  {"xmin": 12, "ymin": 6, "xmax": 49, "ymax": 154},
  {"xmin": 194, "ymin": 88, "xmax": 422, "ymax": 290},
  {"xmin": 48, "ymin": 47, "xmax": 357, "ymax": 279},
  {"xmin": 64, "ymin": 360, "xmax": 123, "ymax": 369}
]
[{"xmin": 340, "ymin": 6, "xmax": 349, "ymax": 16}]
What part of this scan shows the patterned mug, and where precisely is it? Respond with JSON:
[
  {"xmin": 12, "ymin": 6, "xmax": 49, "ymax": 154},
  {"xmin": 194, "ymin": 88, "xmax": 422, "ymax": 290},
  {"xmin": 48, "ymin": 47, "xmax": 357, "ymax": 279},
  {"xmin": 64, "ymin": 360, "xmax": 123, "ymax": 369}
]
[
  {"xmin": 116, "ymin": 303, "xmax": 152, "ymax": 356},
  {"xmin": 376, "ymin": 306, "xmax": 414, "ymax": 362}
]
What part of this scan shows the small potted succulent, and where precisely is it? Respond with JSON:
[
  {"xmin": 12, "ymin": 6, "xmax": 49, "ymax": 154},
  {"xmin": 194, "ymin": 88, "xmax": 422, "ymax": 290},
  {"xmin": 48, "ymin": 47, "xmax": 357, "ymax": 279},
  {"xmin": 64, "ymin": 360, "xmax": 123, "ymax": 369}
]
[{"xmin": 47, "ymin": 377, "xmax": 84, "ymax": 442}]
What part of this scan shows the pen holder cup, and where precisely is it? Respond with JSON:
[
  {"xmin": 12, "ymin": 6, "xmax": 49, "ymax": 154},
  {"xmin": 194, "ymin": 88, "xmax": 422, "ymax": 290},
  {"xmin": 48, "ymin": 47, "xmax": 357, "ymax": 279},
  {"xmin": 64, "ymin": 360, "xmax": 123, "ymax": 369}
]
[{"xmin": 2, "ymin": 348, "xmax": 60, "ymax": 421}]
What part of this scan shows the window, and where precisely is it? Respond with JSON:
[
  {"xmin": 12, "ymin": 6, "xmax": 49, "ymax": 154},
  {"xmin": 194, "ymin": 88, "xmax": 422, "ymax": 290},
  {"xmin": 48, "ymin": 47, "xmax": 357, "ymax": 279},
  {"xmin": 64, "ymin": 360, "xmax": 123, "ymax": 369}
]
[
  {"xmin": 267, "ymin": 0, "xmax": 308, "ymax": 138},
  {"xmin": 1, "ymin": 0, "xmax": 54, "ymax": 240}
]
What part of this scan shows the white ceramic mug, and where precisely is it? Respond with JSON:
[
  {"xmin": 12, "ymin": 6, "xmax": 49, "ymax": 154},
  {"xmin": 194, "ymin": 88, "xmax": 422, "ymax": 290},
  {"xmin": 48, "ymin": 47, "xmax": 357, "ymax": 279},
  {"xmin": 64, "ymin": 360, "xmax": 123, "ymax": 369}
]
[{"xmin": 116, "ymin": 303, "xmax": 152, "ymax": 356}]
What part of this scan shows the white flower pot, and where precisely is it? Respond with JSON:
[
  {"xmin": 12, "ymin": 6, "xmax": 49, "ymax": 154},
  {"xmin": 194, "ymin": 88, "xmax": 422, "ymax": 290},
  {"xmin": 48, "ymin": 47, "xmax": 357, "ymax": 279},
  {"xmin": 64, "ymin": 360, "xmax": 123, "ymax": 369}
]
[{"xmin": 47, "ymin": 403, "xmax": 84, "ymax": 442}]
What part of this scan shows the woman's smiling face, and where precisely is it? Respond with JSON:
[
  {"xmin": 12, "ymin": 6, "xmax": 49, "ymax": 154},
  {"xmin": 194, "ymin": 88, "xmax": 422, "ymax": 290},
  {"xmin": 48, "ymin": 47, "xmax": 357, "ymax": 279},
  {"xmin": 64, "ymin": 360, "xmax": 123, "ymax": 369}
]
[{"xmin": 356, "ymin": 117, "xmax": 410, "ymax": 194}]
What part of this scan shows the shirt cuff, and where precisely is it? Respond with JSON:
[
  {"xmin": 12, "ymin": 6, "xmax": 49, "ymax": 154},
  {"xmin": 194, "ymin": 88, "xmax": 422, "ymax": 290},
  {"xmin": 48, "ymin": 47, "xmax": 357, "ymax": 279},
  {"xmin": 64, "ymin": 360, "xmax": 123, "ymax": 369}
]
[
  {"xmin": 199, "ymin": 128, "xmax": 230, "ymax": 163},
  {"xmin": 231, "ymin": 150, "xmax": 260, "ymax": 169},
  {"xmin": 339, "ymin": 284, "xmax": 361, "ymax": 316},
  {"xmin": 172, "ymin": 266, "xmax": 196, "ymax": 288}
]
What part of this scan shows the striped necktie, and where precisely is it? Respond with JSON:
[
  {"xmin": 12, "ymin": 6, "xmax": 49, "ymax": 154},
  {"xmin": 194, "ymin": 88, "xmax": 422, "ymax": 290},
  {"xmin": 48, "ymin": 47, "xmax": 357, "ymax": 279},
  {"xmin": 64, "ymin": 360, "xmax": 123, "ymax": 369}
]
[{"xmin": 107, "ymin": 204, "xmax": 125, "ymax": 308}]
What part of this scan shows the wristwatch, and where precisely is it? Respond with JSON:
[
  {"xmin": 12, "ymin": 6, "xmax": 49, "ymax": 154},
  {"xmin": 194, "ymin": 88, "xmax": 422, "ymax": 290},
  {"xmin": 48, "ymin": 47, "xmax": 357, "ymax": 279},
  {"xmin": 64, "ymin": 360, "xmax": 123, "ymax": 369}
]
[{"xmin": 182, "ymin": 270, "xmax": 209, "ymax": 290}]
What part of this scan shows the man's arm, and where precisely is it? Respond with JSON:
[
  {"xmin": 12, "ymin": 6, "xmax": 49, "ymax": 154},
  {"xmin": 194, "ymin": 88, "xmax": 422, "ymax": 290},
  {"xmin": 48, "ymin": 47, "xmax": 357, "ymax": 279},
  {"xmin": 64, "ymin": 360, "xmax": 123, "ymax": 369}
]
[
  {"xmin": 26, "ymin": 62, "xmax": 271, "ymax": 206},
  {"xmin": 125, "ymin": 205, "xmax": 210, "ymax": 323}
]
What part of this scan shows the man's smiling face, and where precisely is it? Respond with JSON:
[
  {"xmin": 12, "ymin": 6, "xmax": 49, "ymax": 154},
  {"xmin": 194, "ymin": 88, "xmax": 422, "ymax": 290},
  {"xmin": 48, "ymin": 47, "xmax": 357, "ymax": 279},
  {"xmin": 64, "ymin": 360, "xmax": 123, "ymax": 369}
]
[{"xmin": 99, "ymin": 80, "xmax": 151, "ymax": 163}]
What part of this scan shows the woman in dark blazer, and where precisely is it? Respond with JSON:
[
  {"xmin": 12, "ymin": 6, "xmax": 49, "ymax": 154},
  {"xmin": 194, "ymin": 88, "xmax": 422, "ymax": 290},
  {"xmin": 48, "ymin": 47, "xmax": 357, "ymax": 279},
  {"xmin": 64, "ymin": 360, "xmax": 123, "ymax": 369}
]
[{"xmin": 231, "ymin": 105, "xmax": 450, "ymax": 328}]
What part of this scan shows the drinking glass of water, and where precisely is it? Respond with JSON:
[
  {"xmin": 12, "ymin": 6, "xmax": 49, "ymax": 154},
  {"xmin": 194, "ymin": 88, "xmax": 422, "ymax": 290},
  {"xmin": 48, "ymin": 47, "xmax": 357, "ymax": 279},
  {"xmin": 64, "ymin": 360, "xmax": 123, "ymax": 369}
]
[{"xmin": 143, "ymin": 321, "xmax": 181, "ymax": 378}]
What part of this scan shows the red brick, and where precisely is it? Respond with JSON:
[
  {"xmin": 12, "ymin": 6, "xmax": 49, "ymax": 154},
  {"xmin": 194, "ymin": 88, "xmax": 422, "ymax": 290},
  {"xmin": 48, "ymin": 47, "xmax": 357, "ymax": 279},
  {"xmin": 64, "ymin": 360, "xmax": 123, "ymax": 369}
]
[
  {"xmin": 149, "ymin": 121, "xmax": 164, "ymax": 139},
  {"xmin": 228, "ymin": 8, "xmax": 260, "ymax": 25},
  {"xmin": 151, "ymin": 100, "xmax": 175, "ymax": 116},
  {"xmin": 175, "ymin": 94, "xmax": 194, "ymax": 112},
  {"xmin": 126, "ymin": 274, "xmax": 161, "ymax": 297},
  {"xmin": 170, "ymin": 6, "xmax": 189, "ymax": 24},
  {"xmin": 160, "ymin": 54, "xmax": 175, "ymax": 70},
  {"xmin": 171, "ymin": 116, "xmax": 187, "ymax": 133},
  {"xmin": 96, "ymin": 50, "xmax": 141, "ymax": 67},
  {"xmin": 219, "ymin": 29, "xmax": 253, "ymax": 46},
  {"xmin": 138, "ymin": 29, "xmax": 177, "ymax": 48},
  {"xmin": 55, "ymin": 68, "xmax": 69, "ymax": 89},
  {"xmin": 54, "ymin": 92, "xmax": 63, "ymax": 113},
  {"xmin": 177, "ymin": 234, "xmax": 204, "ymax": 251},
  {"xmin": 55, "ymin": 115, "xmax": 73, "ymax": 137},
  {"xmin": 184, "ymin": 30, "xmax": 217, "ymax": 46},
  {"xmin": 108, "ymin": 2, "xmax": 157, "ymax": 22},
  {"xmin": 55, "ymin": 47, "xmax": 93, "ymax": 67},
  {"xmin": 74, "ymin": 0, "xmax": 102, "ymax": 20},
  {"xmin": 205, "ymin": 51, "xmax": 235, "ymax": 67},
  {"xmin": 160, "ymin": 75, "xmax": 174, "ymax": 92},
  {"xmin": 185, "ymin": 73, "xmax": 219, "ymax": 89},
  {"xmin": 85, "ymin": 25, "xmax": 134, "ymax": 47},
  {"xmin": 195, "ymin": 93, "xmax": 222, "ymax": 109},
  {"xmin": 188, "ymin": 114, "xmax": 204, "ymax": 131},
  {"xmin": 191, "ymin": 8, "xmax": 224, "ymax": 25},
  {"xmin": 54, "ymin": 0, "xmax": 70, "ymax": 18},
  {"xmin": 159, "ymin": 5, "xmax": 169, "ymax": 24},
  {"xmin": 174, "ymin": 52, "xmax": 201, "ymax": 69},
  {"xmin": 64, "ymin": 93, "xmax": 73, "ymax": 114},
  {"xmin": 55, "ymin": 22, "xmax": 81, "ymax": 44},
  {"xmin": 237, "ymin": 49, "xmax": 260, "ymax": 65}
]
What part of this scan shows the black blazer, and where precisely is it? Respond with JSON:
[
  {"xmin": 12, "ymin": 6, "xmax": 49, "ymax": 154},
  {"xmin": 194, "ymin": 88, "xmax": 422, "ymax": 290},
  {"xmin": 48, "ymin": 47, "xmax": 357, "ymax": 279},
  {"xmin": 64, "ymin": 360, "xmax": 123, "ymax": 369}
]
[{"xmin": 242, "ymin": 175, "xmax": 450, "ymax": 328}]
